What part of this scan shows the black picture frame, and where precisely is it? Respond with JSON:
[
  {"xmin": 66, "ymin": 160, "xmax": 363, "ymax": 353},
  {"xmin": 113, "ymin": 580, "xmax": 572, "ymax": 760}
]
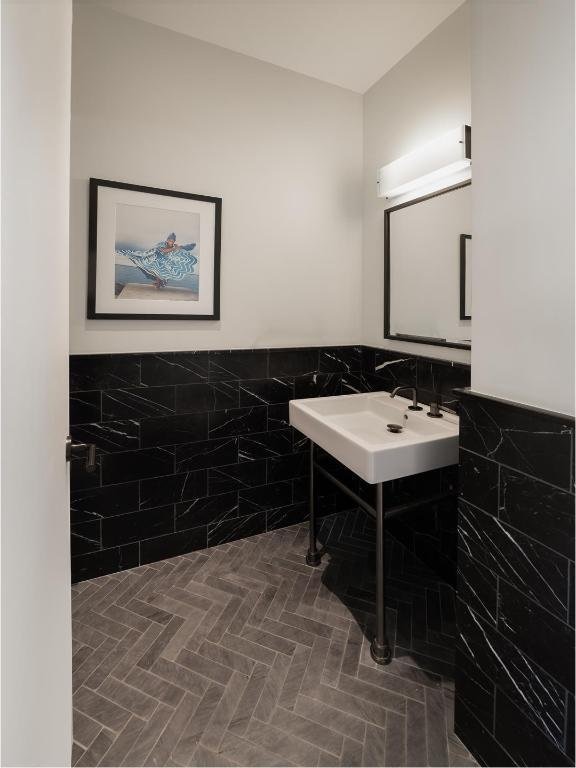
[
  {"xmin": 87, "ymin": 178, "xmax": 221, "ymax": 320},
  {"xmin": 460, "ymin": 233, "xmax": 472, "ymax": 320},
  {"xmin": 384, "ymin": 180, "xmax": 471, "ymax": 351}
]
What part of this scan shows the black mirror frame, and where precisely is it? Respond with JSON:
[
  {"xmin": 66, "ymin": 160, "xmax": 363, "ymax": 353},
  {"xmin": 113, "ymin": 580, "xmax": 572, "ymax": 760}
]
[
  {"xmin": 460, "ymin": 233, "xmax": 472, "ymax": 320},
  {"xmin": 383, "ymin": 179, "xmax": 472, "ymax": 351}
]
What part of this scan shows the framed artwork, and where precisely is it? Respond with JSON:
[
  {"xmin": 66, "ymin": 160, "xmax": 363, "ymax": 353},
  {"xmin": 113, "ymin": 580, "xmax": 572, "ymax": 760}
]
[
  {"xmin": 87, "ymin": 178, "xmax": 221, "ymax": 320},
  {"xmin": 459, "ymin": 233, "xmax": 471, "ymax": 320}
]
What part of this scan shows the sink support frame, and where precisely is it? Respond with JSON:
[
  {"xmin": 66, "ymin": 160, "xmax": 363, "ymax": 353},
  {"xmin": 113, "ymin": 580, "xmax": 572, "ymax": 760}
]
[
  {"xmin": 305, "ymin": 442, "xmax": 322, "ymax": 567},
  {"xmin": 305, "ymin": 439, "xmax": 455, "ymax": 665},
  {"xmin": 371, "ymin": 482, "xmax": 391, "ymax": 664},
  {"xmin": 306, "ymin": 440, "xmax": 391, "ymax": 663}
]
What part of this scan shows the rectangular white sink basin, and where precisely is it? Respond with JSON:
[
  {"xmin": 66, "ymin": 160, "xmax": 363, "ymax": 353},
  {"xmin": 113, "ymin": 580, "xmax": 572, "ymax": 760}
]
[{"xmin": 289, "ymin": 392, "xmax": 459, "ymax": 484}]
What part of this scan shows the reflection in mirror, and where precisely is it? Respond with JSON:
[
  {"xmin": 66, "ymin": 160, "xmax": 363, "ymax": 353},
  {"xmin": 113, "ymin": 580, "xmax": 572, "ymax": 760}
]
[
  {"xmin": 460, "ymin": 234, "xmax": 471, "ymax": 320},
  {"xmin": 384, "ymin": 181, "xmax": 471, "ymax": 350}
]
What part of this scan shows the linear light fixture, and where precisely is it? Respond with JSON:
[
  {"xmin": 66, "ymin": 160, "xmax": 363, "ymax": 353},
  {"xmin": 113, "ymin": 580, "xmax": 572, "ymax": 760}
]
[{"xmin": 377, "ymin": 125, "xmax": 471, "ymax": 200}]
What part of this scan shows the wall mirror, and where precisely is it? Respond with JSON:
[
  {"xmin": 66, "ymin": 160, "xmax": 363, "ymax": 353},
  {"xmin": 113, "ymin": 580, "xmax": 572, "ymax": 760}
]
[{"xmin": 384, "ymin": 181, "xmax": 471, "ymax": 350}]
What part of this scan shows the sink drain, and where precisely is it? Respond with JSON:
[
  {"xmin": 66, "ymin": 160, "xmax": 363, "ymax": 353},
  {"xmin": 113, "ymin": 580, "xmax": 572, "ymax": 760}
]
[{"xmin": 387, "ymin": 423, "xmax": 403, "ymax": 433}]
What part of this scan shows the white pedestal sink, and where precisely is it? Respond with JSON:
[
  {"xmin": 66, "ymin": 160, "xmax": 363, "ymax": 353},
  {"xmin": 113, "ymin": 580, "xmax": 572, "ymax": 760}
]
[
  {"xmin": 289, "ymin": 390, "xmax": 459, "ymax": 666},
  {"xmin": 289, "ymin": 391, "xmax": 459, "ymax": 484}
]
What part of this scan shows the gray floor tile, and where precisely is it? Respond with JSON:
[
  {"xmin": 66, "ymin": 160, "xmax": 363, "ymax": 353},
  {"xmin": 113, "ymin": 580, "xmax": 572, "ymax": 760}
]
[
  {"xmin": 71, "ymin": 511, "xmax": 477, "ymax": 767},
  {"xmin": 270, "ymin": 705, "xmax": 344, "ymax": 756}
]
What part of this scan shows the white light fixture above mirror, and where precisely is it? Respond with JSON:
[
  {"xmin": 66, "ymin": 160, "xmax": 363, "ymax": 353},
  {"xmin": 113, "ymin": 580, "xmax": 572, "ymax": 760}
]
[{"xmin": 377, "ymin": 125, "xmax": 471, "ymax": 202}]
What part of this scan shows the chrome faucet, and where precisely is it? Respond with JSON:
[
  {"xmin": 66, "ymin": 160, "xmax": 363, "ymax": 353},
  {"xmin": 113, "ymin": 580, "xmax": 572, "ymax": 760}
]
[{"xmin": 390, "ymin": 386, "xmax": 423, "ymax": 411}]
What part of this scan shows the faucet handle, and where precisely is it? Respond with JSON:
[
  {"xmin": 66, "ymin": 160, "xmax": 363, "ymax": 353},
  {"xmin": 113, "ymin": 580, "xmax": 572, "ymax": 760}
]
[{"xmin": 427, "ymin": 397, "xmax": 443, "ymax": 418}]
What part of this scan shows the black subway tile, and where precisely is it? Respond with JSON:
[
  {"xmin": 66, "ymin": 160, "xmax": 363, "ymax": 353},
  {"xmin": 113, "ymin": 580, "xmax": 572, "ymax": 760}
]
[
  {"xmin": 174, "ymin": 383, "xmax": 215, "ymax": 414},
  {"xmin": 71, "ymin": 521, "xmax": 101, "ymax": 556},
  {"xmin": 140, "ymin": 352, "xmax": 210, "ymax": 386},
  {"xmin": 267, "ymin": 403, "xmax": 290, "ymax": 430},
  {"xmin": 454, "ymin": 649, "xmax": 494, "ymax": 730},
  {"xmin": 441, "ymin": 464, "xmax": 459, "ymax": 494},
  {"xmin": 140, "ymin": 413, "xmax": 208, "ymax": 448},
  {"xmin": 209, "ymin": 350, "xmax": 268, "ymax": 381},
  {"xmin": 417, "ymin": 359, "xmax": 470, "ymax": 409},
  {"xmin": 266, "ymin": 502, "xmax": 308, "ymax": 531},
  {"xmin": 71, "ymin": 543, "xmax": 139, "ymax": 583},
  {"xmin": 292, "ymin": 476, "xmax": 309, "ymax": 504},
  {"xmin": 239, "ymin": 378, "xmax": 293, "ymax": 407},
  {"xmin": 175, "ymin": 437, "xmax": 238, "ymax": 472},
  {"xmin": 494, "ymin": 688, "xmax": 573, "ymax": 767},
  {"xmin": 457, "ymin": 599, "xmax": 567, "ymax": 746},
  {"xmin": 566, "ymin": 693, "xmax": 574, "ymax": 760},
  {"xmin": 71, "ymin": 482, "xmax": 139, "ymax": 523},
  {"xmin": 140, "ymin": 470, "xmax": 207, "ymax": 510},
  {"xmin": 71, "ymin": 420, "xmax": 139, "ymax": 454},
  {"xmin": 102, "ymin": 386, "xmax": 175, "ymax": 421},
  {"xmin": 238, "ymin": 430, "xmax": 292, "ymax": 461},
  {"xmin": 371, "ymin": 350, "xmax": 417, "ymax": 390},
  {"xmin": 360, "ymin": 346, "xmax": 376, "ymax": 372},
  {"xmin": 139, "ymin": 526, "xmax": 207, "ymax": 565},
  {"xmin": 207, "ymin": 512, "xmax": 266, "ymax": 547},
  {"xmin": 341, "ymin": 372, "xmax": 372, "ymax": 395},
  {"xmin": 208, "ymin": 460, "xmax": 266, "ymax": 495},
  {"xmin": 101, "ymin": 447, "xmax": 174, "ymax": 485},
  {"xmin": 569, "ymin": 563, "xmax": 575, "ymax": 629},
  {"xmin": 102, "ymin": 505, "xmax": 174, "ymax": 548},
  {"xmin": 238, "ymin": 481, "xmax": 292, "ymax": 516},
  {"xmin": 459, "ymin": 395, "xmax": 573, "ymax": 489},
  {"xmin": 211, "ymin": 381, "xmax": 240, "ymax": 411},
  {"xmin": 70, "ymin": 457, "xmax": 101, "ymax": 492},
  {"xmin": 497, "ymin": 581, "xmax": 574, "ymax": 692},
  {"xmin": 319, "ymin": 346, "xmax": 363, "ymax": 374},
  {"xmin": 267, "ymin": 452, "xmax": 308, "ymax": 483},
  {"xmin": 292, "ymin": 428, "xmax": 309, "ymax": 453},
  {"xmin": 294, "ymin": 373, "xmax": 341, "ymax": 399},
  {"xmin": 499, "ymin": 467, "xmax": 575, "ymax": 560},
  {"xmin": 268, "ymin": 348, "xmax": 319, "ymax": 377},
  {"xmin": 208, "ymin": 407, "xmax": 267, "ymax": 439},
  {"xmin": 459, "ymin": 449, "xmax": 499, "ymax": 515},
  {"xmin": 175, "ymin": 382, "xmax": 240, "ymax": 414},
  {"xmin": 70, "ymin": 354, "xmax": 140, "ymax": 391},
  {"xmin": 459, "ymin": 499, "xmax": 569, "ymax": 619},
  {"xmin": 457, "ymin": 547, "xmax": 497, "ymax": 625},
  {"xmin": 176, "ymin": 492, "xmax": 238, "ymax": 531},
  {"xmin": 454, "ymin": 696, "xmax": 514, "ymax": 767},
  {"xmin": 70, "ymin": 391, "xmax": 101, "ymax": 425}
]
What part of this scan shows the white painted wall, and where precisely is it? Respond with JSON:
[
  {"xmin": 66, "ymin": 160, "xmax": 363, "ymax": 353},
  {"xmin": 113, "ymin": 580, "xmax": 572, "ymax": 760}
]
[
  {"xmin": 362, "ymin": 2, "xmax": 471, "ymax": 363},
  {"xmin": 1, "ymin": 1, "xmax": 73, "ymax": 765},
  {"xmin": 70, "ymin": 4, "xmax": 363, "ymax": 354},
  {"xmin": 471, "ymin": 0, "xmax": 574, "ymax": 415}
]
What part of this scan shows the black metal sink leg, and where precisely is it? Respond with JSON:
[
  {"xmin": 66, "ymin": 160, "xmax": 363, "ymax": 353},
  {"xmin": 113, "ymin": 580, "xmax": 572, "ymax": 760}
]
[
  {"xmin": 306, "ymin": 441, "xmax": 322, "ymax": 567},
  {"xmin": 370, "ymin": 482, "xmax": 392, "ymax": 664}
]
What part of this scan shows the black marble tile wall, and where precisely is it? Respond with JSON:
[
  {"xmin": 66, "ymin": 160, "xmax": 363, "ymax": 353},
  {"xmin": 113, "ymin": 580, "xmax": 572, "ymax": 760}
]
[
  {"xmin": 69, "ymin": 345, "xmax": 470, "ymax": 583},
  {"xmin": 455, "ymin": 390, "xmax": 575, "ymax": 767},
  {"xmin": 362, "ymin": 346, "xmax": 471, "ymax": 412}
]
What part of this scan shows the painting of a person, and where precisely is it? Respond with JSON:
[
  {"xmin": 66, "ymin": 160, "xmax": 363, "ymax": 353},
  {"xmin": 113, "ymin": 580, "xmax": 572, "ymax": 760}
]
[{"xmin": 117, "ymin": 232, "xmax": 197, "ymax": 290}]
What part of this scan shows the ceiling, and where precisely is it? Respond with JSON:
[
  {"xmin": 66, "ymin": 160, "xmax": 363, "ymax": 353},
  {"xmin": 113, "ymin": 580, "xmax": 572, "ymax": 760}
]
[{"xmin": 87, "ymin": 0, "xmax": 465, "ymax": 93}]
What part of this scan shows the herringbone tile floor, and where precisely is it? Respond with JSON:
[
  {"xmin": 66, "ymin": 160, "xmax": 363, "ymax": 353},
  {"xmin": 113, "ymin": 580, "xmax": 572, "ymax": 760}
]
[{"xmin": 71, "ymin": 510, "xmax": 478, "ymax": 767}]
